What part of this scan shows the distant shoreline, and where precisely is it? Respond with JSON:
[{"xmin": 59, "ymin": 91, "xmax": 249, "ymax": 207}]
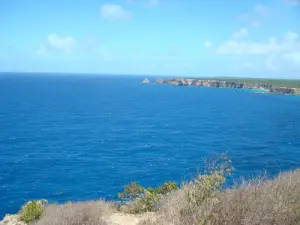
[{"xmin": 156, "ymin": 78, "xmax": 300, "ymax": 95}]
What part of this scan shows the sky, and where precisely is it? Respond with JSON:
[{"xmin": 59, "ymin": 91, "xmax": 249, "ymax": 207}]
[{"xmin": 0, "ymin": 0, "xmax": 300, "ymax": 78}]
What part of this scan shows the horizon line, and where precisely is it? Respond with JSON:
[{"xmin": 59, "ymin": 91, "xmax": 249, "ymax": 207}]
[{"xmin": 0, "ymin": 72, "xmax": 300, "ymax": 80}]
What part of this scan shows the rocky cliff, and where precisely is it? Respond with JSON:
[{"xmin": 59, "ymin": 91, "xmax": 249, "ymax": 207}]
[
  {"xmin": 142, "ymin": 78, "xmax": 150, "ymax": 84},
  {"xmin": 156, "ymin": 78, "xmax": 300, "ymax": 95}
]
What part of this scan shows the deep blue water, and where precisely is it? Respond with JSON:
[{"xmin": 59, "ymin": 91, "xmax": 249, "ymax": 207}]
[{"xmin": 1, "ymin": 74, "xmax": 300, "ymax": 218}]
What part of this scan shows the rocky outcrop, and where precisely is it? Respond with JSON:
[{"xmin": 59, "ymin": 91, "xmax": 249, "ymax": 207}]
[
  {"xmin": 156, "ymin": 78, "xmax": 164, "ymax": 84},
  {"xmin": 269, "ymin": 87, "xmax": 295, "ymax": 95},
  {"xmin": 0, "ymin": 200, "xmax": 48, "ymax": 225},
  {"xmin": 156, "ymin": 78, "xmax": 300, "ymax": 95},
  {"xmin": 293, "ymin": 88, "xmax": 300, "ymax": 95},
  {"xmin": 142, "ymin": 78, "xmax": 150, "ymax": 84},
  {"xmin": 0, "ymin": 215, "xmax": 26, "ymax": 225}
]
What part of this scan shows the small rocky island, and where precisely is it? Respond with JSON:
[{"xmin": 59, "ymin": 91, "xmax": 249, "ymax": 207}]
[
  {"xmin": 142, "ymin": 78, "xmax": 150, "ymax": 84},
  {"xmin": 156, "ymin": 78, "xmax": 300, "ymax": 95}
]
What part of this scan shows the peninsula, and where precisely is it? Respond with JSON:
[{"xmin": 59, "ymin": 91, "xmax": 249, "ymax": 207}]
[{"xmin": 156, "ymin": 77, "xmax": 300, "ymax": 95}]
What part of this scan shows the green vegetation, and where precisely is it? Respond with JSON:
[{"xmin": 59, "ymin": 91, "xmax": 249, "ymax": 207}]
[
  {"xmin": 155, "ymin": 182, "xmax": 178, "ymax": 195},
  {"xmin": 118, "ymin": 181, "xmax": 145, "ymax": 201},
  {"xmin": 118, "ymin": 181, "xmax": 178, "ymax": 214},
  {"xmin": 19, "ymin": 200, "xmax": 44, "ymax": 223},
  {"xmin": 138, "ymin": 157, "xmax": 300, "ymax": 225},
  {"xmin": 6, "ymin": 154, "xmax": 300, "ymax": 225},
  {"xmin": 191, "ymin": 77, "xmax": 300, "ymax": 88},
  {"xmin": 184, "ymin": 154, "xmax": 233, "ymax": 207}
]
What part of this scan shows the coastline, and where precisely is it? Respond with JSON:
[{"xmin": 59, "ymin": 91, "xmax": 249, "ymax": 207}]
[{"xmin": 156, "ymin": 78, "xmax": 300, "ymax": 96}]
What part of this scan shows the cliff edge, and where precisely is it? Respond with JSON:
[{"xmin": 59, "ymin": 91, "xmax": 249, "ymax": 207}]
[{"xmin": 156, "ymin": 78, "xmax": 300, "ymax": 95}]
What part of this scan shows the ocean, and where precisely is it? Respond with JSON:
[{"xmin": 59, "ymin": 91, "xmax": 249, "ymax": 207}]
[{"xmin": 0, "ymin": 73, "xmax": 300, "ymax": 217}]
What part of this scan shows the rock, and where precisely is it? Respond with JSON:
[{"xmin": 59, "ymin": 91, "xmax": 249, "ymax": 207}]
[
  {"xmin": 0, "ymin": 215, "xmax": 26, "ymax": 225},
  {"xmin": 180, "ymin": 79, "xmax": 188, "ymax": 86},
  {"xmin": 293, "ymin": 88, "xmax": 300, "ymax": 95},
  {"xmin": 156, "ymin": 78, "xmax": 164, "ymax": 84},
  {"xmin": 195, "ymin": 80, "xmax": 203, "ymax": 86},
  {"xmin": 142, "ymin": 78, "xmax": 150, "ymax": 84},
  {"xmin": 186, "ymin": 79, "xmax": 196, "ymax": 86},
  {"xmin": 169, "ymin": 79, "xmax": 182, "ymax": 86},
  {"xmin": 0, "ymin": 200, "xmax": 48, "ymax": 225}
]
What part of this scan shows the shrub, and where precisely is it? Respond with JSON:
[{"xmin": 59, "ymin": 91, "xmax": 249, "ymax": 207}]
[
  {"xmin": 118, "ymin": 182, "xmax": 145, "ymax": 201},
  {"xmin": 138, "ymin": 168, "xmax": 300, "ymax": 225},
  {"xmin": 121, "ymin": 188, "xmax": 161, "ymax": 214},
  {"xmin": 33, "ymin": 200, "xmax": 114, "ymax": 225},
  {"xmin": 19, "ymin": 200, "xmax": 44, "ymax": 223},
  {"xmin": 118, "ymin": 181, "xmax": 178, "ymax": 214},
  {"xmin": 119, "ymin": 154, "xmax": 231, "ymax": 215},
  {"xmin": 155, "ymin": 182, "xmax": 178, "ymax": 195},
  {"xmin": 184, "ymin": 153, "xmax": 233, "ymax": 207}
]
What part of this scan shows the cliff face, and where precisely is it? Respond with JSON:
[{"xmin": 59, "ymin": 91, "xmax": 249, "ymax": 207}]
[{"xmin": 156, "ymin": 78, "xmax": 300, "ymax": 95}]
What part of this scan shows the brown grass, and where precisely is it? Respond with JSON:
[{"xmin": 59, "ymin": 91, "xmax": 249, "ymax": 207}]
[
  {"xmin": 138, "ymin": 169, "xmax": 300, "ymax": 225},
  {"xmin": 32, "ymin": 200, "xmax": 115, "ymax": 225}
]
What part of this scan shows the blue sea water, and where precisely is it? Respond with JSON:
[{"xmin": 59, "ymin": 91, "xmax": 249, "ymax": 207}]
[{"xmin": 0, "ymin": 73, "xmax": 300, "ymax": 218}]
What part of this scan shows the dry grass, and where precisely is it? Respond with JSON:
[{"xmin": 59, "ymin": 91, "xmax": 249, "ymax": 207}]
[
  {"xmin": 138, "ymin": 169, "xmax": 300, "ymax": 225},
  {"xmin": 32, "ymin": 200, "xmax": 115, "ymax": 225},
  {"xmin": 18, "ymin": 154, "xmax": 300, "ymax": 225}
]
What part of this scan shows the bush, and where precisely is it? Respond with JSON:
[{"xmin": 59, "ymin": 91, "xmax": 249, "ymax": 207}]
[
  {"xmin": 184, "ymin": 153, "xmax": 233, "ymax": 207},
  {"xmin": 118, "ymin": 181, "xmax": 178, "ymax": 214},
  {"xmin": 121, "ymin": 188, "xmax": 161, "ymax": 214},
  {"xmin": 33, "ymin": 200, "xmax": 114, "ymax": 225},
  {"xmin": 19, "ymin": 200, "xmax": 44, "ymax": 223},
  {"xmin": 118, "ymin": 182, "xmax": 145, "ymax": 201},
  {"xmin": 119, "ymin": 155, "xmax": 230, "ymax": 215},
  {"xmin": 155, "ymin": 182, "xmax": 178, "ymax": 195},
  {"xmin": 138, "ymin": 166, "xmax": 300, "ymax": 225}
]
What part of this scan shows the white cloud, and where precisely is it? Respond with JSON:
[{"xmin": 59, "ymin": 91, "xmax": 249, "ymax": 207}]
[
  {"xmin": 204, "ymin": 40, "xmax": 213, "ymax": 48},
  {"xmin": 215, "ymin": 30, "xmax": 300, "ymax": 55},
  {"xmin": 240, "ymin": 4, "xmax": 269, "ymax": 27},
  {"xmin": 210, "ymin": 29, "xmax": 300, "ymax": 73},
  {"xmin": 47, "ymin": 34, "xmax": 76, "ymax": 53},
  {"xmin": 36, "ymin": 33, "xmax": 77, "ymax": 55},
  {"xmin": 232, "ymin": 28, "xmax": 248, "ymax": 39},
  {"xmin": 100, "ymin": 4, "xmax": 131, "ymax": 20},
  {"xmin": 216, "ymin": 40, "xmax": 278, "ymax": 54}
]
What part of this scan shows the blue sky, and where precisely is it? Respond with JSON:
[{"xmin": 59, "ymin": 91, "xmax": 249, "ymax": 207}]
[{"xmin": 0, "ymin": 0, "xmax": 300, "ymax": 77}]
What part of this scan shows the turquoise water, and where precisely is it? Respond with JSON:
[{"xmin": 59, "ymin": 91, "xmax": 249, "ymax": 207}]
[
  {"xmin": 242, "ymin": 88, "xmax": 269, "ymax": 94},
  {"xmin": 0, "ymin": 74, "xmax": 300, "ymax": 217},
  {"xmin": 251, "ymin": 89, "xmax": 269, "ymax": 93}
]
